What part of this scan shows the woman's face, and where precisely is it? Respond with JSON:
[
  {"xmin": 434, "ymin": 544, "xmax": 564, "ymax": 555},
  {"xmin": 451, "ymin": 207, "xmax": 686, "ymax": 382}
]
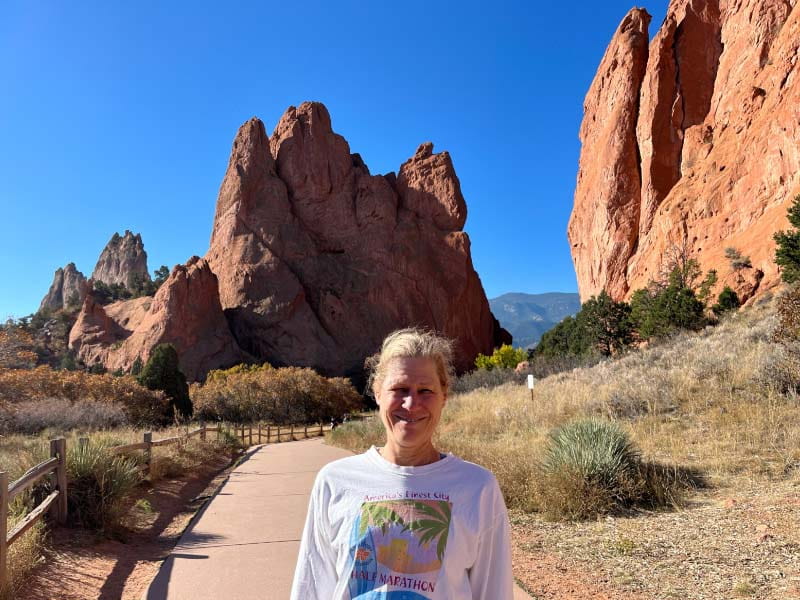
[{"xmin": 374, "ymin": 357, "xmax": 447, "ymax": 452}]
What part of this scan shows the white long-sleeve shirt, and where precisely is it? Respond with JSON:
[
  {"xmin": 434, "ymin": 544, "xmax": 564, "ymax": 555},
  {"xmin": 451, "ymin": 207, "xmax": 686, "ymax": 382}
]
[{"xmin": 290, "ymin": 446, "xmax": 514, "ymax": 600}]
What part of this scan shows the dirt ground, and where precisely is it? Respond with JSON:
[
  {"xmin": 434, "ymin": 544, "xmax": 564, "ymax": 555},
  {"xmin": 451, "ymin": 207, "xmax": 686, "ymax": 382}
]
[
  {"xmin": 19, "ymin": 454, "xmax": 235, "ymax": 600},
  {"xmin": 511, "ymin": 477, "xmax": 800, "ymax": 600}
]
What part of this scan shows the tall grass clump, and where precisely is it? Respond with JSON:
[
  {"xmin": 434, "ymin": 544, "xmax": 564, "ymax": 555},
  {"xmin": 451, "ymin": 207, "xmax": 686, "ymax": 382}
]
[
  {"xmin": 532, "ymin": 419, "xmax": 687, "ymax": 520},
  {"xmin": 66, "ymin": 439, "xmax": 143, "ymax": 533}
]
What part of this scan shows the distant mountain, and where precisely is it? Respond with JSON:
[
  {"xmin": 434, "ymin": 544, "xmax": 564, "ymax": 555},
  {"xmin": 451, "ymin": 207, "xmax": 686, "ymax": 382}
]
[{"xmin": 489, "ymin": 292, "xmax": 581, "ymax": 348}]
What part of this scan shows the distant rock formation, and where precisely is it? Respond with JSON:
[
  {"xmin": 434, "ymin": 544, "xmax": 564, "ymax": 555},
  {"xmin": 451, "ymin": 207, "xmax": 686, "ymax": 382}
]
[
  {"xmin": 92, "ymin": 231, "xmax": 150, "ymax": 287},
  {"xmin": 70, "ymin": 257, "xmax": 246, "ymax": 380},
  {"xmin": 569, "ymin": 0, "xmax": 800, "ymax": 303},
  {"xmin": 206, "ymin": 102, "xmax": 507, "ymax": 376},
  {"xmin": 39, "ymin": 263, "xmax": 88, "ymax": 312}
]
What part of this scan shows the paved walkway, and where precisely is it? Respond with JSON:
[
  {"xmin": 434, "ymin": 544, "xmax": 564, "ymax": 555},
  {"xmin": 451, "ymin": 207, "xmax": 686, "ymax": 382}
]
[{"xmin": 144, "ymin": 438, "xmax": 530, "ymax": 599}]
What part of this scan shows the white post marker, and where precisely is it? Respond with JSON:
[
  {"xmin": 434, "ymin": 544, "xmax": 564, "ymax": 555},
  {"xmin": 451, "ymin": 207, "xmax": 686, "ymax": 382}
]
[{"xmin": 527, "ymin": 374, "xmax": 536, "ymax": 401}]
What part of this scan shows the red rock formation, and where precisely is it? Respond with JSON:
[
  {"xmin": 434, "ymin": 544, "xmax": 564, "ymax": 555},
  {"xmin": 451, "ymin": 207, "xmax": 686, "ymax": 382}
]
[
  {"xmin": 70, "ymin": 258, "xmax": 246, "ymax": 380},
  {"xmin": 92, "ymin": 231, "xmax": 150, "ymax": 287},
  {"xmin": 207, "ymin": 102, "xmax": 506, "ymax": 375},
  {"xmin": 568, "ymin": 8, "xmax": 651, "ymax": 300},
  {"xmin": 570, "ymin": 0, "xmax": 800, "ymax": 303},
  {"xmin": 39, "ymin": 263, "xmax": 88, "ymax": 312}
]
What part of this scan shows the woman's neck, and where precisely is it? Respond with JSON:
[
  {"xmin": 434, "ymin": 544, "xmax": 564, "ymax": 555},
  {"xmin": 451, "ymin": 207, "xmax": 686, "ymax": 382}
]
[{"xmin": 379, "ymin": 441, "xmax": 441, "ymax": 467}]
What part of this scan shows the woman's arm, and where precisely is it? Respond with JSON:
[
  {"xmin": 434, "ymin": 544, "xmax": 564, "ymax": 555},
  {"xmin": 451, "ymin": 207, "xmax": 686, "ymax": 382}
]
[
  {"xmin": 467, "ymin": 479, "xmax": 514, "ymax": 600},
  {"xmin": 290, "ymin": 473, "xmax": 338, "ymax": 599}
]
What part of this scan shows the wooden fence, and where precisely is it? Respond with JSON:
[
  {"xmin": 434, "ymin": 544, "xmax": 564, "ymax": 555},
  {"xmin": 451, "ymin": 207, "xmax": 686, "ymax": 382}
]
[{"xmin": 0, "ymin": 420, "xmax": 331, "ymax": 590}]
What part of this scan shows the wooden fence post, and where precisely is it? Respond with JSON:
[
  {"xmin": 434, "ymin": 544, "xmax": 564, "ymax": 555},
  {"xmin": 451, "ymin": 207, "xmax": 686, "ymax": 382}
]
[
  {"xmin": 144, "ymin": 432, "xmax": 153, "ymax": 474},
  {"xmin": 200, "ymin": 422, "xmax": 206, "ymax": 442},
  {"xmin": 319, "ymin": 422, "xmax": 323, "ymax": 436},
  {"xmin": 290, "ymin": 424, "xmax": 294, "ymax": 441},
  {"xmin": 304, "ymin": 424, "xmax": 308, "ymax": 439},
  {"xmin": 266, "ymin": 425, "xmax": 271, "ymax": 443},
  {"xmin": 258, "ymin": 424, "xmax": 262, "ymax": 444},
  {"xmin": 50, "ymin": 438, "xmax": 68, "ymax": 524},
  {"xmin": 277, "ymin": 425, "xmax": 281, "ymax": 443},
  {"xmin": 0, "ymin": 471, "xmax": 8, "ymax": 593},
  {"xmin": 249, "ymin": 426, "xmax": 253, "ymax": 447}
]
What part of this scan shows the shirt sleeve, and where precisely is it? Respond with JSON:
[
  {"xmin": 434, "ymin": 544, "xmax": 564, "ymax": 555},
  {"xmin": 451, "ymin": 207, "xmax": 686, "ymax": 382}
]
[
  {"xmin": 467, "ymin": 477, "xmax": 514, "ymax": 600},
  {"xmin": 290, "ymin": 472, "xmax": 338, "ymax": 599}
]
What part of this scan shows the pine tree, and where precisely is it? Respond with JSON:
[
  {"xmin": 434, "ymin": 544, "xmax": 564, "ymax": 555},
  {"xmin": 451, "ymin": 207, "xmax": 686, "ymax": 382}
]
[
  {"xmin": 712, "ymin": 286, "xmax": 740, "ymax": 316},
  {"xmin": 774, "ymin": 195, "xmax": 800, "ymax": 283}
]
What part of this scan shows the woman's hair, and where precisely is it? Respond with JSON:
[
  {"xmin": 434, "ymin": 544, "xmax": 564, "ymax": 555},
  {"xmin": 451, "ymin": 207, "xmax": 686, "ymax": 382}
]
[{"xmin": 366, "ymin": 328, "xmax": 455, "ymax": 395}]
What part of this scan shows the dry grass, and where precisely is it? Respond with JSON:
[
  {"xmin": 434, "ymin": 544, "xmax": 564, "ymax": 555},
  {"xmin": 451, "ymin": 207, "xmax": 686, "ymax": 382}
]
[{"xmin": 329, "ymin": 297, "xmax": 800, "ymax": 598}]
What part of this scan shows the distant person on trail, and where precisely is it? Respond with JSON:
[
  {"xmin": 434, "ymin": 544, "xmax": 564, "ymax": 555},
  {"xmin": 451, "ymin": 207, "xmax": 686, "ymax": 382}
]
[{"xmin": 290, "ymin": 328, "xmax": 514, "ymax": 599}]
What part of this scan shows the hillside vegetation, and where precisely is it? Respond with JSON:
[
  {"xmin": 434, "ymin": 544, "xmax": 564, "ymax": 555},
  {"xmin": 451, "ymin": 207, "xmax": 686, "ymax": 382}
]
[{"xmin": 334, "ymin": 293, "xmax": 798, "ymax": 502}]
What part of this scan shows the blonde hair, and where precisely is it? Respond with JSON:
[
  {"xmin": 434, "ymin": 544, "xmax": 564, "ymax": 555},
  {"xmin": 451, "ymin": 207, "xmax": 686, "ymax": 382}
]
[{"xmin": 366, "ymin": 328, "xmax": 455, "ymax": 395}]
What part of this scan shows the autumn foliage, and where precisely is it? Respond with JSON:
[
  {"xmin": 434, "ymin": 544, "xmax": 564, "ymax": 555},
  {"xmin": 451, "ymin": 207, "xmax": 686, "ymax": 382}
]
[
  {"xmin": 191, "ymin": 365, "xmax": 363, "ymax": 424},
  {"xmin": 0, "ymin": 366, "xmax": 171, "ymax": 427}
]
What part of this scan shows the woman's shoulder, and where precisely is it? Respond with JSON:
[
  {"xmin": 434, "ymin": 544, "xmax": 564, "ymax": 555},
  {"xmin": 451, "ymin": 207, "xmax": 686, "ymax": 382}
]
[{"xmin": 445, "ymin": 454, "xmax": 501, "ymax": 487}]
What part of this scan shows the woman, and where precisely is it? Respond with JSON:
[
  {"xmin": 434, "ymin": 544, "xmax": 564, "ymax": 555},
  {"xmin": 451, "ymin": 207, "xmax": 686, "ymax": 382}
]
[{"xmin": 290, "ymin": 328, "xmax": 514, "ymax": 599}]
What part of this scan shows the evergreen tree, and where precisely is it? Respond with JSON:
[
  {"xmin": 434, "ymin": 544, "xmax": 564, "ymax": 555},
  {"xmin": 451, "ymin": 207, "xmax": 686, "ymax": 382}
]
[
  {"xmin": 578, "ymin": 291, "xmax": 633, "ymax": 356},
  {"xmin": 774, "ymin": 195, "xmax": 800, "ymax": 284},
  {"xmin": 534, "ymin": 315, "xmax": 591, "ymax": 358},
  {"xmin": 630, "ymin": 273, "xmax": 707, "ymax": 340},
  {"xmin": 137, "ymin": 344, "xmax": 192, "ymax": 418}
]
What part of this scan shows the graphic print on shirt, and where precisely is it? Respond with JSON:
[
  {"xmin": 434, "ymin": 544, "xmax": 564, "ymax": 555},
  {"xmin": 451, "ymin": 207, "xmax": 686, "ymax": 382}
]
[{"xmin": 347, "ymin": 498, "xmax": 452, "ymax": 599}]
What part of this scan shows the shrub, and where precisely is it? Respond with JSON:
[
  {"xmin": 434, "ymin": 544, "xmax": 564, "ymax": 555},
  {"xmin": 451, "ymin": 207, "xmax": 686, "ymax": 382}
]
[
  {"xmin": 66, "ymin": 439, "xmax": 143, "ymax": 533},
  {"xmin": 0, "ymin": 366, "xmax": 171, "ymax": 426},
  {"xmin": 192, "ymin": 366, "xmax": 363, "ymax": 424},
  {"xmin": 533, "ymin": 315, "xmax": 591, "ymax": 357},
  {"xmin": 712, "ymin": 286, "xmax": 741, "ymax": 316},
  {"xmin": 137, "ymin": 344, "xmax": 192, "ymax": 419},
  {"xmin": 474, "ymin": 344, "xmax": 527, "ymax": 370},
  {"xmin": 725, "ymin": 247, "xmax": 752, "ymax": 271},
  {"xmin": 630, "ymin": 281, "xmax": 707, "ymax": 340},
  {"xmin": 532, "ymin": 419, "xmax": 690, "ymax": 520},
  {"xmin": 0, "ymin": 398, "xmax": 129, "ymax": 435}
]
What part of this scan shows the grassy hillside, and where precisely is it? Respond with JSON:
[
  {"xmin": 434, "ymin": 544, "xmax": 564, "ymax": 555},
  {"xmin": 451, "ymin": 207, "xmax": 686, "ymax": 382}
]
[{"xmin": 330, "ymin": 295, "xmax": 800, "ymax": 598}]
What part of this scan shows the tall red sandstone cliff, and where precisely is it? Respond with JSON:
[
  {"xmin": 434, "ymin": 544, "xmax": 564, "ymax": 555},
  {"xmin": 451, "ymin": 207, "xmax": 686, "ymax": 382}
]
[
  {"xmin": 570, "ymin": 0, "xmax": 800, "ymax": 302},
  {"xmin": 207, "ymin": 102, "xmax": 507, "ymax": 376}
]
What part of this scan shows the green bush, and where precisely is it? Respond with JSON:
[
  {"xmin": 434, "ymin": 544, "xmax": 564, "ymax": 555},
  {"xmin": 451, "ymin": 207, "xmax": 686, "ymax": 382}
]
[
  {"xmin": 712, "ymin": 286, "xmax": 741, "ymax": 316},
  {"xmin": 66, "ymin": 439, "xmax": 143, "ymax": 533},
  {"xmin": 774, "ymin": 195, "xmax": 800, "ymax": 284},
  {"xmin": 534, "ymin": 315, "xmax": 591, "ymax": 357},
  {"xmin": 630, "ymin": 280, "xmax": 707, "ymax": 340},
  {"xmin": 137, "ymin": 344, "xmax": 192, "ymax": 419}
]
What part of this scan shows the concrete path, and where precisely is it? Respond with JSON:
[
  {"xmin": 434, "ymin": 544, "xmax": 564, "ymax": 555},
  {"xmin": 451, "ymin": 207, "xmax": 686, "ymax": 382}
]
[{"xmin": 144, "ymin": 438, "xmax": 530, "ymax": 599}]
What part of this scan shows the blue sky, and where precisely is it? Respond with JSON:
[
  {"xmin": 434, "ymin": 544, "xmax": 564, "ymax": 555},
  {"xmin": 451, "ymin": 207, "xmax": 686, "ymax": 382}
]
[{"xmin": 0, "ymin": 0, "xmax": 670, "ymax": 319}]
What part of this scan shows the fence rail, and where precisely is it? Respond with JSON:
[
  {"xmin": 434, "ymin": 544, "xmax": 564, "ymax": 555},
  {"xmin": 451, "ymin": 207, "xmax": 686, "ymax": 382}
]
[{"xmin": 0, "ymin": 419, "xmax": 331, "ymax": 591}]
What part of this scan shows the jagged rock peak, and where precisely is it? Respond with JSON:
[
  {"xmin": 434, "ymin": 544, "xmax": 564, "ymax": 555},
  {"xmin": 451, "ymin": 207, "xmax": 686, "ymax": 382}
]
[
  {"xmin": 92, "ymin": 230, "xmax": 150, "ymax": 287},
  {"xmin": 206, "ymin": 101, "xmax": 506, "ymax": 375},
  {"xmin": 39, "ymin": 262, "xmax": 88, "ymax": 312}
]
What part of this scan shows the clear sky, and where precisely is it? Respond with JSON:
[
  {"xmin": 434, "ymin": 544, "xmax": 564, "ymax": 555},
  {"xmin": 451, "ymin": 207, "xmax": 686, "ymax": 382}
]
[{"xmin": 0, "ymin": 0, "xmax": 670, "ymax": 320}]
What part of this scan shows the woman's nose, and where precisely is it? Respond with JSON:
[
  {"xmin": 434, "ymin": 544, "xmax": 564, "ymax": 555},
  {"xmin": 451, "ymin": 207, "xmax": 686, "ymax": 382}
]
[{"xmin": 401, "ymin": 390, "xmax": 419, "ymax": 408}]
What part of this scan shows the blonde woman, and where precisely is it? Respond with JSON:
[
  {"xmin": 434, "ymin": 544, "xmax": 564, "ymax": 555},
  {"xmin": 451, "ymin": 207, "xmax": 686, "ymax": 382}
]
[{"xmin": 290, "ymin": 328, "xmax": 514, "ymax": 599}]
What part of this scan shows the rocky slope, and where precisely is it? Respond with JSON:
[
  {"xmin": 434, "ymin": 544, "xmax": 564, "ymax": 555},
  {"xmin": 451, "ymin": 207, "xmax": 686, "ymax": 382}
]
[
  {"xmin": 91, "ymin": 231, "xmax": 150, "ymax": 287},
  {"xmin": 69, "ymin": 102, "xmax": 507, "ymax": 379},
  {"xmin": 569, "ymin": 0, "xmax": 800, "ymax": 302},
  {"xmin": 39, "ymin": 263, "xmax": 88, "ymax": 312}
]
